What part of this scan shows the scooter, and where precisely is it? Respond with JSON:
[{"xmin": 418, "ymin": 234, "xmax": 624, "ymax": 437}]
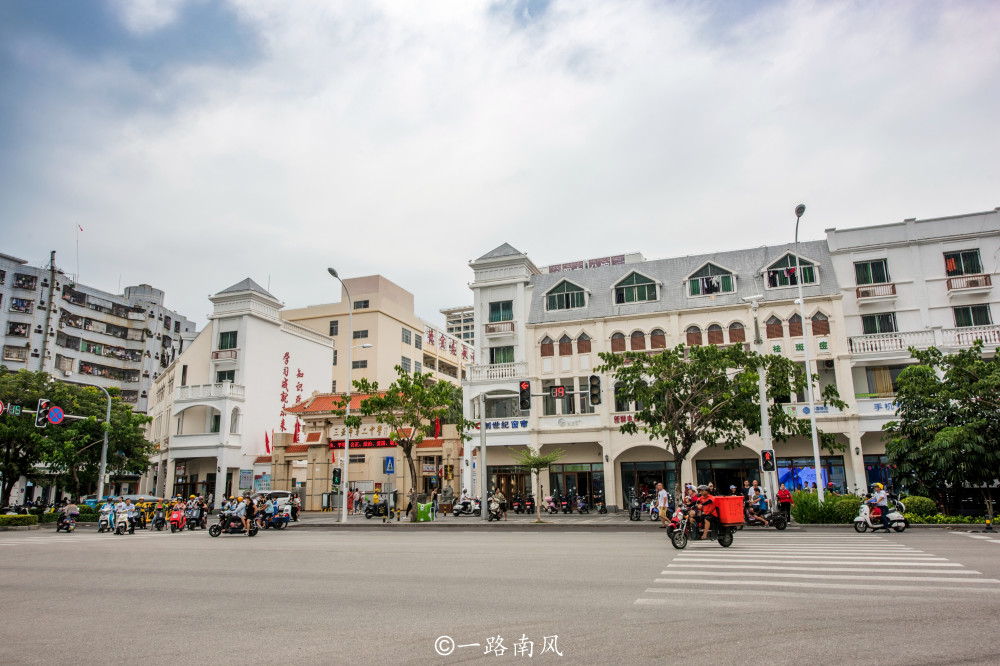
[
  {"xmin": 365, "ymin": 501, "xmax": 394, "ymax": 520},
  {"xmin": 744, "ymin": 504, "xmax": 788, "ymax": 530},
  {"xmin": 152, "ymin": 508, "xmax": 166, "ymax": 531},
  {"xmin": 648, "ymin": 502, "xmax": 660, "ymax": 522},
  {"xmin": 576, "ymin": 494, "xmax": 590, "ymax": 515},
  {"xmin": 524, "ymin": 494, "xmax": 535, "ymax": 514},
  {"xmin": 169, "ymin": 509, "xmax": 186, "ymax": 533},
  {"xmin": 55, "ymin": 512, "xmax": 76, "ymax": 533},
  {"xmin": 209, "ymin": 510, "xmax": 259, "ymax": 537},
  {"xmin": 115, "ymin": 511, "xmax": 131, "ymax": 535},
  {"xmin": 486, "ymin": 498, "xmax": 504, "ymax": 521},
  {"xmin": 855, "ymin": 498, "xmax": 907, "ymax": 533},
  {"xmin": 544, "ymin": 495, "xmax": 559, "ymax": 514},
  {"xmin": 262, "ymin": 510, "xmax": 290, "ymax": 529},
  {"xmin": 669, "ymin": 511, "xmax": 738, "ymax": 549},
  {"xmin": 98, "ymin": 507, "xmax": 114, "ymax": 533},
  {"xmin": 628, "ymin": 491, "xmax": 642, "ymax": 521},
  {"xmin": 511, "ymin": 495, "xmax": 522, "ymax": 514},
  {"xmin": 559, "ymin": 494, "xmax": 572, "ymax": 514},
  {"xmin": 451, "ymin": 498, "xmax": 481, "ymax": 517},
  {"xmin": 593, "ymin": 491, "xmax": 607, "ymax": 514},
  {"xmin": 186, "ymin": 506, "xmax": 203, "ymax": 530}
]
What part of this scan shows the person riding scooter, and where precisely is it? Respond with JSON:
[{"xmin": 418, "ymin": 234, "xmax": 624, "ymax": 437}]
[
  {"xmin": 867, "ymin": 483, "xmax": 891, "ymax": 531},
  {"xmin": 696, "ymin": 486, "xmax": 719, "ymax": 540}
]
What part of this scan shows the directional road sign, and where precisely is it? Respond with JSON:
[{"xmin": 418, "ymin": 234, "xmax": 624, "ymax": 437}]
[{"xmin": 47, "ymin": 406, "xmax": 65, "ymax": 425}]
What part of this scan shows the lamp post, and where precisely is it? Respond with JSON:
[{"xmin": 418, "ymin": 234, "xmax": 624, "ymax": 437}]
[
  {"xmin": 793, "ymin": 204, "xmax": 825, "ymax": 503},
  {"xmin": 744, "ymin": 295, "xmax": 775, "ymax": 501},
  {"xmin": 327, "ymin": 268, "xmax": 373, "ymax": 523}
]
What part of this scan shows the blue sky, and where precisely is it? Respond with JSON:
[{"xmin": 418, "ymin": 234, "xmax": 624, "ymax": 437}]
[{"xmin": 1, "ymin": 0, "xmax": 998, "ymax": 326}]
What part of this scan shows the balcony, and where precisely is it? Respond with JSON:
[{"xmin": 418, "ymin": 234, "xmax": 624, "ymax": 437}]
[
  {"xmin": 848, "ymin": 330, "xmax": 934, "ymax": 355},
  {"xmin": 947, "ymin": 274, "xmax": 992, "ymax": 295},
  {"xmin": 170, "ymin": 432, "xmax": 241, "ymax": 452},
  {"xmin": 484, "ymin": 321, "xmax": 516, "ymax": 337},
  {"xmin": 468, "ymin": 361, "xmax": 528, "ymax": 382},
  {"xmin": 855, "ymin": 283, "xmax": 896, "ymax": 301},
  {"xmin": 175, "ymin": 382, "xmax": 246, "ymax": 402},
  {"xmin": 2, "ymin": 346, "xmax": 29, "ymax": 363},
  {"xmin": 942, "ymin": 324, "xmax": 1000, "ymax": 348},
  {"xmin": 212, "ymin": 349, "xmax": 238, "ymax": 361}
]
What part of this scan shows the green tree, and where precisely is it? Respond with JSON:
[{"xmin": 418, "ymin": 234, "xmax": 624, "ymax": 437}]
[
  {"xmin": 508, "ymin": 447, "xmax": 565, "ymax": 522},
  {"xmin": 348, "ymin": 366, "xmax": 475, "ymax": 522},
  {"xmin": 884, "ymin": 343, "xmax": 1000, "ymax": 521},
  {"xmin": 598, "ymin": 344, "xmax": 844, "ymax": 502},
  {"xmin": 0, "ymin": 368, "xmax": 50, "ymax": 506}
]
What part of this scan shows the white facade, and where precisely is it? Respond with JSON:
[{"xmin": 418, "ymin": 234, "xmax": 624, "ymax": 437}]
[{"xmin": 144, "ymin": 279, "xmax": 333, "ymax": 502}]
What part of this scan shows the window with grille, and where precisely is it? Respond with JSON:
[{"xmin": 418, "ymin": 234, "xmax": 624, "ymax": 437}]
[
  {"xmin": 329, "ymin": 320, "xmax": 339, "ymax": 336},
  {"xmin": 558, "ymin": 335, "xmax": 573, "ymax": 356},
  {"xmin": 614, "ymin": 273, "xmax": 657, "ymax": 304},
  {"xmin": 401, "ymin": 356, "xmax": 411, "ymax": 372},
  {"xmin": 854, "ymin": 259, "xmax": 890, "ymax": 285},
  {"xmin": 707, "ymin": 324, "xmax": 724, "ymax": 345},
  {"xmin": 540, "ymin": 336, "xmax": 554, "ymax": 357},
  {"xmin": 630, "ymin": 331, "xmax": 646, "ymax": 350},
  {"xmin": 650, "ymin": 328, "xmax": 666, "ymax": 349},
  {"xmin": 954, "ymin": 305, "xmax": 991, "ymax": 328},
  {"xmin": 353, "ymin": 300, "xmax": 370, "ymax": 309},
  {"xmin": 728, "ymin": 322, "xmax": 745, "ymax": 343},
  {"xmin": 352, "ymin": 360, "xmax": 368, "ymax": 369},
  {"xmin": 686, "ymin": 326, "xmax": 702, "ymax": 346},
  {"xmin": 610, "ymin": 332, "xmax": 626, "ymax": 352},
  {"xmin": 576, "ymin": 333, "xmax": 592, "ymax": 353},
  {"xmin": 811, "ymin": 313, "xmax": 830, "ymax": 336},
  {"xmin": 766, "ymin": 316, "xmax": 783, "ymax": 339},
  {"xmin": 402, "ymin": 328, "xmax": 411, "ymax": 344},
  {"xmin": 789, "ymin": 314, "xmax": 803, "ymax": 337},
  {"xmin": 944, "ymin": 250, "xmax": 983, "ymax": 277},
  {"xmin": 546, "ymin": 281, "xmax": 585, "ymax": 311},
  {"xmin": 689, "ymin": 264, "xmax": 735, "ymax": 296},
  {"xmin": 352, "ymin": 330, "xmax": 368, "ymax": 339}
]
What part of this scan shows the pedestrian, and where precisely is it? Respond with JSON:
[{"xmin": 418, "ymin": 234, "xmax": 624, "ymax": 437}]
[
  {"xmin": 347, "ymin": 488, "xmax": 354, "ymax": 515},
  {"xmin": 207, "ymin": 492, "xmax": 214, "ymax": 514},
  {"xmin": 729, "ymin": 485, "xmax": 738, "ymax": 496},
  {"xmin": 494, "ymin": 487, "xmax": 507, "ymax": 520},
  {"xmin": 707, "ymin": 482, "xmax": 715, "ymax": 495},
  {"xmin": 656, "ymin": 482, "xmax": 670, "ymax": 529},
  {"xmin": 810, "ymin": 482, "xmax": 817, "ymax": 493},
  {"xmin": 431, "ymin": 488, "xmax": 439, "ymax": 519},
  {"xmin": 354, "ymin": 489, "xmax": 362, "ymax": 515},
  {"xmin": 291, "ymin": 493, "xmax": 301, "ymax": 521},
  {"xmin": 777, "ymin": 483, "xmax": 793, "ymax": 519},
  {"xmin": 741, "ymin": 480, "xmax": 751, "ymax": 507},
  {"xmin": 405, "ymin": 488, "xmax": 414, "ymax": 517}
]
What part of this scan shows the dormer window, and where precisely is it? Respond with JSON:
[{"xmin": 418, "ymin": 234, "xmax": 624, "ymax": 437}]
[
  {"xmin": 688, "ymin": 264, "xmax": 735, "ymax": 296},
  {"xmin": 546, "ymin": 281, "xmax": 585, "ymax": 311},
  {"xmin": 767, "ymin": 254, "xmax": 817, "ymax": 287},
  {"xmin": 614, "ymin": 273, "xmax": 657, "ymax": 304}
]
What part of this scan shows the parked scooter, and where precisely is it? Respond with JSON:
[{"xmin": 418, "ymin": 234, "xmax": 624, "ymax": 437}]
[
  {"xmin": 208, "ymin": 510, "xmax": 259, "ymax": 537},
  {"xmin": 98, "ymin": 507, "xmax": 114, "ymax": 533},
  {"xmin": 365, "ymin": 501, "xmax": 394, "ymax": 520},
  {"xmin": 511, "ymin": 495, "xmax": 522, "ymax": 514},
  {"xmin": 524, "ymin": 494, "xmax": 535, "ymax": 514},
  {"xmin": 855, "ymin": 497, "xmax": 907, "ymax": 533},
  {"xmin": 486, "ymin": 498, "xmax": 504, "ymax": 521},
  {"xmin": 451, "ymin": 497, "xmax": 481, "ymax": 517},
  {"xmin": 576, "ymin": 494, "xmax": 590, "ymax": 514},
  {"xmin": 559, "ymin": 494, "xmax": 572, "ymax": 514},
  {"xmin": 593, "ymin": 491, "xmax": 608, "ymax": 514},
  {"xmin": 628, "ymin": 491, "xmax": 642, "ymax": 521},
  {"xmin": 544, "ymin": 495, "xmax": 559, "ymax": 514},
  {"xmin": 169, "ymin": 509, "xmax": 186, "ymax": 533}
]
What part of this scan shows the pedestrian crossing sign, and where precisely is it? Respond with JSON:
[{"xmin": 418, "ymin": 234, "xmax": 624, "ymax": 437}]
[{"xmin": 384, "ymin": 456, "xmax": 394, "ymax": 475}]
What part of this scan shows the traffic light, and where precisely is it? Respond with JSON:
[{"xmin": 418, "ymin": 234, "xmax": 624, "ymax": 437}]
[
  {"xmin": 332, "ymin": 467, "xmax": 342, "ymax": 486},
  {"xmin": 518, "ymin": 380, "xmax": 531, "ymax": 411},
  {"xmin": 34, "ymin": 399, "xmax": 50, "ymax": 429},
  {"xmin": 761, "ymin": 449, "xmax": 775, "ymax": 472},
  {"xmin": 588, "ymin": 375, "xmax": 601, "ymax": 406}
]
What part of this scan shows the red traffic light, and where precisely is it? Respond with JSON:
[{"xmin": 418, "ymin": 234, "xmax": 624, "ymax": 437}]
[{"xmin": 520, "ymin": 381, "xmax": 530, "ymax": 390}]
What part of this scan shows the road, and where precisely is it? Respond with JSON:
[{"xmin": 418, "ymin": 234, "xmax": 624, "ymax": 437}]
[{"xmin": 2, "ymin": 521, "xmax": 999, "ymax": 665}]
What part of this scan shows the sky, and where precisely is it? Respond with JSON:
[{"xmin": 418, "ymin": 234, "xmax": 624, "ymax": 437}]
[{"xmin": 1, "ymin": 0, "xmax": 999, "ymax": 327}]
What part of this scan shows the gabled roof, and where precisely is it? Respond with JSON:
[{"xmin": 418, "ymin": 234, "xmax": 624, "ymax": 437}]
[
  {"xmin": 217, "ymin": 278, "xmax": 277, "ymax": 299},
  {"xmin": 285, "ymin": 392, "xmax": 386, "ymax": 414},
  {"xmin": 476, "ymin": 243, "xmax": 524, "ymax": 261}
]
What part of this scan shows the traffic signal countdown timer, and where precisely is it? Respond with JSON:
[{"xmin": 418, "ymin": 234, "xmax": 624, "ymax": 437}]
[
  {"xmin": 519, "ymin": 380, "xmax": 531, "ymax": 411},
  {"xmin": 760, "ymin": 449, "xmax": 775, "ymax": 472}
]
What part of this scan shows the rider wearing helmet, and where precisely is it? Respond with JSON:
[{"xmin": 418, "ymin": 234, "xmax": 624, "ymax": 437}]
[{"xmin": 867, "ymin": 483, "xmax": 891, "ymax": 531}]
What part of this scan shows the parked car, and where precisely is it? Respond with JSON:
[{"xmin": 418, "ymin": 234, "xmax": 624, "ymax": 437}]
[{"xmin": 251, "ymin": 491, "xmax": 292, "ymax": 510}]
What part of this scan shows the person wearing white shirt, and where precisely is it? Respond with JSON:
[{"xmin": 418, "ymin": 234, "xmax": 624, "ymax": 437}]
[{"xmin": 656, "ymin": 483, "xmax": 670, "ymax": 528}]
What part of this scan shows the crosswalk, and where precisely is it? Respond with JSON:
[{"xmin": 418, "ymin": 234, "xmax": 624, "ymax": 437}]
[
  {"xmin": 635, "ymin": 533, "xmax": 1000, "ymax": 606},
  {"xmin": 0, "ymin": 531, "xmax": 168, "ymax": 547}
]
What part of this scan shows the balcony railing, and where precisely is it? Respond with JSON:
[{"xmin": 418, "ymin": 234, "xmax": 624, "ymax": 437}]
[
  {"xmin": 212, "ymin": 349, "xmax": 238, "ymax": 361},
  {"xmin": 175, "ymin": 382, "xmax": 246, "ymax": 402},
  {"xmin": 848, "ymin": 330, "xmax": 934, "ymax": 354},
  {"xmin": 468, "ymin": 361, "xmax": 528, "ymax": 382},
  {"xmin": 947, "ymin": 274, "xmax": 992, "ymax": 291},
  {"xmin": 943, "ymin": 324, "xmax": 1000, "ymax": 347},
  {"xmin": 855, "ymin": 283, "xmax": 896, "ymax": 299},
  {"xmin": 484, "ymin": 321, "xmax": 515, "ymax": 336}
]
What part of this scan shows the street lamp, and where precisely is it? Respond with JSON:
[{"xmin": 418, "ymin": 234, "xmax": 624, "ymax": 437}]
[
  {"xmin": 743, "ymin": 294, "xmax": 775, "ymax": 501},
  {"xmin": 327, "ymin": 267, "xmax": 373, "ymax": 523},
  {"xmin": 793, "ymin": 204, "xmax": 825, "ymax": 502},
  {"xmin": 57, "ymin": 378, "xmax": 111, "ymax": 501}
]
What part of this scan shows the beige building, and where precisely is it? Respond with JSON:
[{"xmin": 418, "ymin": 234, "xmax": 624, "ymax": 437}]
[{"xmin": 282, "ymin": 274, "xmax": 474, "ymax": 391}]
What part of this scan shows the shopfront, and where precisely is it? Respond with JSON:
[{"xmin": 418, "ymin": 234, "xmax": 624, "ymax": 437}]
[
  {"xmin": 863, "ymin": 454, "xmax": 895, "ymax": 491},
  {"xmin": 548, "ymin": 463, "xmax": 604, "ymax": 507},
  {"xmin": 696, "ymin": 458, "xmax": 760, "ymax": 491},
  {"xmin": 777, "ymin": 455, "xmax": 847, "ymax": 492},
  {"xmin": 488, "ymin": 465, "xmax": 530, "ymax": 501},
  {"xmin": 620, "ymin": 461, "xmax": 676, "ymax": 504}
]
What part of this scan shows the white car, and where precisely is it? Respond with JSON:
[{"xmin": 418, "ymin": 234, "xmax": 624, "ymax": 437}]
[{"xmin": 251, "ymin": 491, "xmax": 292, "ymax": 510}]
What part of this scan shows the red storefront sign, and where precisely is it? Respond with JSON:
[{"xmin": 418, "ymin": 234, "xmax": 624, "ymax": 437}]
[{"xmin": 329, "ymin": 438, "xmax": 394, "ymax": 450}]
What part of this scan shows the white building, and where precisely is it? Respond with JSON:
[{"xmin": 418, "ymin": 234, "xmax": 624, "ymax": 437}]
[
  {"xmin": 441, "ymin": 304, "xmax": 475, "ymax": 345},
  {"xmin": 826, "ymin": 207, "xmax": 1000, "ymax": 487},
  {"xmin": 144, "ymin": 279, "xmax": 333, "ymax": 501}
]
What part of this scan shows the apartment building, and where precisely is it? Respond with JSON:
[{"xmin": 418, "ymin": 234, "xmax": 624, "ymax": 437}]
[
  {"xmin": 441, "ymin": 305, "xmax": 475, "ymax": 345},
  {"xmin": 282, "ymin": 275, "xmax": 473, "ymax": 391},
  {"xmin": 463, "ymin": 242, "xmax": 858, "ymax": 509},
  {"xmin": 0, "ymin": 251, "xmax": 195, "ymax": 413},
  {"xmin": 826, "ymin": 207, "xmax": 1000, "ymax": 487}
]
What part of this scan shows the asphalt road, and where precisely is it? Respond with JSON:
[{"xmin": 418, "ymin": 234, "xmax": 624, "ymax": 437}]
[{"xmin": 2, "ymin": 522, "xmax": 999, "ymax": 665}]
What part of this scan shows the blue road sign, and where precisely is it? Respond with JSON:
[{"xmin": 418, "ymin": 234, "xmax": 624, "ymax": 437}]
[
  {"xmin": 47, "ymin": 406, "xmax": 64, "ymax": 425},
  {"xmin": 384, "ymin": 456, "xmax": 395, "ymax": 475}
]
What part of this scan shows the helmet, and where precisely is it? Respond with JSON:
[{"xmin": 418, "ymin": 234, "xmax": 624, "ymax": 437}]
[
  {"xmin": 237, "ymin": 496, "xmax": 243, "ymax": 501},
  {"xmin": 189, "ymin": 495, "xmax": 195, "ymax": 499},
  {"xmin": 875, "ymin": 483, "xmax": 884, "ymax": 490}
]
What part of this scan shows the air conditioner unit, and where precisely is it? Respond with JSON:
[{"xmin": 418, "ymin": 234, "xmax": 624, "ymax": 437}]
[
  {"xmin": 858, "ymin": 290, "xmax": 871, "ymax": 298},
  {"xmin": 824, "ymin": 359, "xmax": 835, "ymax": 369},
  {"xmin": 968, "ymin": 279, "xmax": 982, "ymax": 287},
  {"xmin": 64, "ymin": 370, "xmax": 72, "ymax": 377}
]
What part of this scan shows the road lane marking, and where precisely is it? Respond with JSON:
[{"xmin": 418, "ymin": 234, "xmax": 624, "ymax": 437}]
[
  {"xmin": 670, "ymin": 558, "xmax": 962, "ymax": 566},
  {"xmin": 643, "ymin": 580, "xmax": 1000, "ymax": 592},
  {"xmin": 655, "ymin": 572, "xmax": 998, "ymax": 583},
  {"xmin": 664, "ymin": 563, "xmax": 983, "ymax": 574}
]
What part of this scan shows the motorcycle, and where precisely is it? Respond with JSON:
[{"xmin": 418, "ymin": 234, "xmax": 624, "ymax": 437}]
[
  {"xmin": 169, "ymin": 509, "xmax": 186, "ymax": 533},
  {"xmin": 98, "ymin": 507, "xmax": 114, "ymax": 533},
  {"xmin": 152, "ymin": 508, "xmax": 166, "ymax": 531},
  {"xmin": 559, "ymin": 494, "xmax": 572, "ymax": 514},
  {"xmin": 628, "ymin": 491, "xmax": 642, "ymax": 521},
  {"xmin": 208, "ymin": 511, "xmax": 259, "ymax": 537},
  {"xmin": 543, "ymin": 495, "xmax": 559, "ymax": 514},
  {"xmin": 593, "ymin": 491, "xmax": 607, "ymax": 514},
  {"xmin": 744, "ymin": 503, "xmax": 788, "ymax": 530},
  {"xmin": 855, "ymin": 498, "xmax": 907, "ymax": 533},
  {"xmin": 524, "ymin": 494, "xmax": 535, "ymax": 514},
  {"xmin": 115, "ymin": 511, "xmax": 132, "ymax": 535},
  {"xmin": 486, "ymin": 498, "xmax": 504, "ymax": 521},
  {"xmin": 55, "ymin": 512, "xmax": 76, "ymax": 533},
  {"xmin": 511, "ymin": 495, "xmax": 522, "ymax": 514},
  {"xmin": 669, "ymin": 510, "xmax": 738, "ymax": 549},
  {"xmin": 576, "ymin": 494, "xmax": 590, "ymax": 515},
  {"xmin": 451, "ymin": 498, "xmax": 481, "ymax": 517}
]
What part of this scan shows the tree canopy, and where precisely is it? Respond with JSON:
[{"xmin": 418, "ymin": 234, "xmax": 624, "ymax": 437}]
[{"xmin": 884, "ymin": 343, "xmax": 1000, "ymax": 519}]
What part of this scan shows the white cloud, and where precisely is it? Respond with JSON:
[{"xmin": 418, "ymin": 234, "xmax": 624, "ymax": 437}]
[
  {"xmin": 4, "ymin": 0, "xmax": 1000, "ymax": 327},
  {"xmin": 109, "ymin": 0, "xmax": 196, "ymax": 34}
]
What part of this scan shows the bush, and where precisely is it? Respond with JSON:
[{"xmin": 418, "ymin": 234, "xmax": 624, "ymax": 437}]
[
  {"xmin": 0, "ymin": 514, "xmax": 39, "ymax": 527},
  {"xmin": 832, "ymin": 497, "xmax": 863, "ymax": 523},
  {"xmin": 38, "ymin": 513, "xmax": 60, "ymax": 524},
  {"xmin": 901, "ymin": 496, "xmax": 937, "ymax": 516},
  {"xmin": 789, "ymin": 492, "xmax": 866, "ymax": 524},
  {"xmin": 904, "ymin": 513, "xmax": 993, "ymax": 524}
]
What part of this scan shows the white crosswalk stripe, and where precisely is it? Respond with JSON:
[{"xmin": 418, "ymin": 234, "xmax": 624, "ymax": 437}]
[{"xmin": 634, "ymin": 532, "xmax": 996, "ymax": 605}]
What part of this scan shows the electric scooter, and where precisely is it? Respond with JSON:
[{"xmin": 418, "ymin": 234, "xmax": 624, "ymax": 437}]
[{"xmin": 854, "ymin": 498, "xmax": 907, "ymax": 533}]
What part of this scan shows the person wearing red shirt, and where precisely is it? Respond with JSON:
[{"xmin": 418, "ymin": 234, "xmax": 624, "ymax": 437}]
[
  {"xmin": 696, "ymin": 485, "xmax": 719, "ymax": 540},
  {"xmin": 777, "ymin": 484, "xmax": 793, "ymax": 520}
]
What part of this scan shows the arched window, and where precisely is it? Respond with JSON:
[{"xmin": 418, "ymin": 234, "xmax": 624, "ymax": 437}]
[
  {"xmin": 611, "ymin": 332, "xmax": 626, "ymax": 352},
  {"xmin": 811, "ymin": 312, "xmax": 830, "ymax": 336},
  {"xmin": 540, "ymin": 336, "xmax": 554, "ymax": 357},
  {"xmin": 707, "ymin": 324, "xmax": 724, "ymax": 345},
  {"xmin": 789, "ymin": 314, "xmax": 803, "ymax": 337},
  {"xmin": 630, "ymin": 331, "xmax": 646, "ymax": 351},
  {"xmin": 728, "ymin": 322, "xmax": 746, "ymax": 343},
  {"xmin": 546, "ymin": 281, "xmax": 585, "ymax": 311},
  {"xmin": 767, "ymin": 254, "xmax": 817, "ymax": 287},
  {"xmin": 766, "ymin": 316, "xmax": 784, "ymax": 339},
  {"xmin": 650, "ymin": 328, "xmax": 666, "ymax": 349},
  {"xmin": 686, "ymin": 325, "xmax": 702, "ymax": 347},
  {"xmin": 559, "ymin": 334, "xmax": 573, "ymax": 356},
  {"xmin": 230, "ymin": 408, "xmax": 241, "ymax": 434},
  {"xmin": 614, "ymin": 273, "xmax": 657, "ymax": 304},
  {"xmin": 576, "ymin": 333, "xmax": 592, "ymax": 354}
]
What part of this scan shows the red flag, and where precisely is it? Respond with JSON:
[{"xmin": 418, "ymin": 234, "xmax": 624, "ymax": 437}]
[
  {"xmin": 265, "ymin": 431, "xmax": 271, "ymax": 453},
  {"xmin": 434, "ymin": 417, "xmax": 441, "ymax": 438},
  {"xmin": 78, "ymin": 225, "xmax": 84, "ymax": 232},
  {"xmin": 293, "ymin": 419, "xmax": 301, "ymax": 444}
]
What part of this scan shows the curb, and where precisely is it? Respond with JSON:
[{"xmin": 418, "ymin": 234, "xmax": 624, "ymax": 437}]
[{"xmin": 0, "ymin": 525, "xmax": 41, "ymax": 531}]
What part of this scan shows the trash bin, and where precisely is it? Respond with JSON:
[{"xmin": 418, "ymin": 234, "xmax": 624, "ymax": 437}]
[{"xmin": 417, "ymin": 502, "xmax": 434, "ymax": 522}]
